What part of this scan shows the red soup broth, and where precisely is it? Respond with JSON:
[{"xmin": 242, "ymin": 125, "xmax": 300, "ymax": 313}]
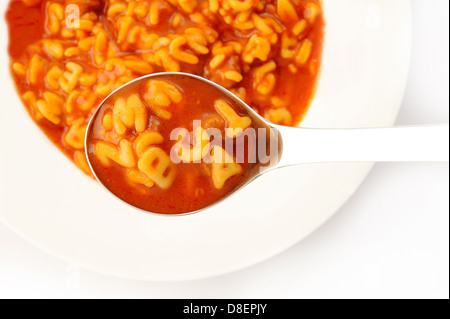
[
  {"xmin": 86, "ymin": 74, "xmax": 262, "ymax": 214},
  {"xmin": 6, "ymin": 0, "xmax": 324, "ymax": 176}
]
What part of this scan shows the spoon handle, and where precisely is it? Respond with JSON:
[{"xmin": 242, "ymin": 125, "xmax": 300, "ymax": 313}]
[{"xmin": 274, "ymin": 124, "xmax": 449, "ymax": 168}]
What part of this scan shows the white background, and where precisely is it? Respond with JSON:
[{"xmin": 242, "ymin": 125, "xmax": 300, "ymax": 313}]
[{"xmin": 0, "ymin": 0, "xmax": 448, "ymax": 299}]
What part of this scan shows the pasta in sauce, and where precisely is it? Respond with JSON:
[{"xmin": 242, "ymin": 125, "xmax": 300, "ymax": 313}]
[
  {"xmin": 86, "ymin": 74, "xmax": 261, "ymax": 214},
  {"xmin": 6, "ymin": 0, "xmax": 325, "ymax": 177}
]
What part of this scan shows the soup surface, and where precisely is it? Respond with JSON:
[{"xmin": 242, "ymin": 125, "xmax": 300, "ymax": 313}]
[
  {"xmin": 87, "ymin": 74, "xmax": 264, "ymax": 214},
  {"xmin": 6, "ymin": 0, "xmax": 324, "ymax": 175}
]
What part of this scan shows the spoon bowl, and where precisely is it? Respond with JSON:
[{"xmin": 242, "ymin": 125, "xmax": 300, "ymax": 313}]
[{"xmin": 85, "ymin": 72, "xmax": 281, "ymax": 216}]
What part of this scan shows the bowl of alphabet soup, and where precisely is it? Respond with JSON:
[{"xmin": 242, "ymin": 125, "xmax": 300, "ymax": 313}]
[{"xmin": 0, "ymin": 0, "xmax": 412, "ymax": 280}]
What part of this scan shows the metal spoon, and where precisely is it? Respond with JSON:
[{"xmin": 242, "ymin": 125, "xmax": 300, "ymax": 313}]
[{"xmin": 85, "ymin": 72, "xmax": 449, "ymax": 216}]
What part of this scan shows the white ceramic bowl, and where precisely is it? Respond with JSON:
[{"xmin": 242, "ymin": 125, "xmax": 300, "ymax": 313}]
[{"xmin": 0, "ymin": 0, "xmax": 412, "ymax": 281}]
